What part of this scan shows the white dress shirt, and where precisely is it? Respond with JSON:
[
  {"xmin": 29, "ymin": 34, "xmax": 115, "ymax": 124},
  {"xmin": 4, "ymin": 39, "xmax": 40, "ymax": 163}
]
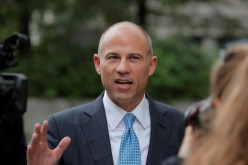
[{"xmin": 103, "ymin": 91, "xmax": 151, "ymax": 165}]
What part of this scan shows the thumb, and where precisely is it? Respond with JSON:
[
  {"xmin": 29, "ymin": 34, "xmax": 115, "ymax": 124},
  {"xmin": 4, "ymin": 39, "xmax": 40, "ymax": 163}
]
[{"xmin": 54, "ymin": 137, "xmax": 71, "ymax": 158}]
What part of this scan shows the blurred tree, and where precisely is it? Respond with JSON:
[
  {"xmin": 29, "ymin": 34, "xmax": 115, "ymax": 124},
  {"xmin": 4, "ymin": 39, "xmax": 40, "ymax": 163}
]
[
  {"xmin": 136, "ymin": 0, "xmax": 148, "ymax": 28},
  {"xmin": 148, "ymin": 0, "xmax": 248, "ymax": 45},
  {"xmin": 1, "ymin": 0, "xmax": 247, "ymax": 100},
  {"xmin": 147, "ymin": 35, "xmax": 213, "ymax": 101}
]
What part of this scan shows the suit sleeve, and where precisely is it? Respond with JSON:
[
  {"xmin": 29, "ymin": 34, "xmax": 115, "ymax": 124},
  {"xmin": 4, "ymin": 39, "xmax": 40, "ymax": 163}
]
[{"xmin": 47, "ymin": 115, "xmax": 64, "ymax": 165}]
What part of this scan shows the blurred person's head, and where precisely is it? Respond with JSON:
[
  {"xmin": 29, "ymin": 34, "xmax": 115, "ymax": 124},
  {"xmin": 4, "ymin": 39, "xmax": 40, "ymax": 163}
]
[
  {"xmin": 210, "ymin": 40, "xmax": 248, "ymax": 109},
  {"xmin": 188, "ymin": 40, "xmax": 248, "ymax": 123},
  {"xmin": 184, "ymin": 55, "xmax": 248, "ymax": 165},
  {"xmin": 185, "ymin": 40, "xmax": 248, "ymax": 140}
]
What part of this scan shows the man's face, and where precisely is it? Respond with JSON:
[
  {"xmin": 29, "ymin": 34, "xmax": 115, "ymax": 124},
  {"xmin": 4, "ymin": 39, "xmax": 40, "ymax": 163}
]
[{"xmin": 94, "ymin": 24, "xmax": 157, "ymax": 111}]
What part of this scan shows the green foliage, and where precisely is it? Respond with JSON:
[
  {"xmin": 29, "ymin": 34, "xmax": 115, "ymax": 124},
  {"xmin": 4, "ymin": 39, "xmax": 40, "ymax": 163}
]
[
  {"xmin": 147, "ymin": 35, "xmax": 214, "ymax": 101},
  {"xmin": 0, "ymin": 1, "xmax": 19, "ymax": 37},
  {"xmin": 8, "ymin": 35, "xmax": 214, "ymax": 100},
  {"xmin": 2, "ymin": 0, "xmax": 241, "ymax": 101},
  {"xmin": 9, "ymin": 40, "xmax": 102, "ymax": 99}
]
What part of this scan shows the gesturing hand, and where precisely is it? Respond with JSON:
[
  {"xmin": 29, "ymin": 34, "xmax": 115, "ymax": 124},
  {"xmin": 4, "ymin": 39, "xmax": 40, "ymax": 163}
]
[{"xmin": 27, "ymin": 120, "xmax": 71, "ymax": 165}]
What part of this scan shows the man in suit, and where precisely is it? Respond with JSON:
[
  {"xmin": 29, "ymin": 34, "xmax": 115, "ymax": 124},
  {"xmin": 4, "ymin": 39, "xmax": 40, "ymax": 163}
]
[{"xmin": 27, "ymin": 21, "xmax": 185, "ymax": 165}]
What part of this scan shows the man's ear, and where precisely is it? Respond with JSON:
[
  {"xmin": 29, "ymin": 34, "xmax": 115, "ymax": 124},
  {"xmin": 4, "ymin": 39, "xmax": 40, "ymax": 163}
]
[
  {"xmin": 148, "ymin": 56, "xmax": 157, "ymax": 76},
  {"xmin": 93, "ymin": 54, "xmax": 101, "ymax": 75}
]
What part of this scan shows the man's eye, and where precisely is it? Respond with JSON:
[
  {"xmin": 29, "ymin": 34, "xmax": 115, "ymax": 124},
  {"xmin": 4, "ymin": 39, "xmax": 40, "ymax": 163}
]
[
  {"xmin": 108, "ymin": 56, "xmax": 118, "ymax": 59},
  {"xmin": 130, "ymin": 56, "xmax": 139, "ymax": 60}
]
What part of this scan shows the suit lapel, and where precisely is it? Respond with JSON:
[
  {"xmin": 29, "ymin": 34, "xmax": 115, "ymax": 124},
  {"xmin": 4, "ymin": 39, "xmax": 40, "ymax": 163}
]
[
  {"xmin": 145, "ymin": 97, "xmax": 173, "ymax": 165},
  {"xmin": 80, "ymin": 94, "xmax": 114, "ymax": 165},
  {"xmin": 79, "ymin": 93, "xmax": 177, "ymax": 165}
]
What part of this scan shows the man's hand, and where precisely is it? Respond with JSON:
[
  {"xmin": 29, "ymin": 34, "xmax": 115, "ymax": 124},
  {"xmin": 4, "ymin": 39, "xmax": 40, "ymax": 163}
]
[{"xmin": 27, "ymin": 120, "xmax": 71, "ymax": 165}]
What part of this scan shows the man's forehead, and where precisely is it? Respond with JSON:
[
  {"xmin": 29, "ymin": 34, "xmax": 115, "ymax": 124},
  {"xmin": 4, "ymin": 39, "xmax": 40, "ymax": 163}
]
[
  {"xmin": 104, "ymin": 25, "xmax": 142, "ymax": 39},
  {"xmin": 106, "ymin": 22, "xmax": 141, "ymax": 33},
  {"xmin": 98, "ymin": 21, "xmax": 152, "ymax": 56}
]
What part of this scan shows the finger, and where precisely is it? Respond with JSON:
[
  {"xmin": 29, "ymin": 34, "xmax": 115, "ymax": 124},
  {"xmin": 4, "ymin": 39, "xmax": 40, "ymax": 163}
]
[
  {"xmin": 27, "ymin": 144, "xmax": 33, "ymax": 157},
  {"xmin": 30, "ymin": 123, "xmax": 41, "ymax": 149},
  {"xmin": 27, "ymin": 144, "xmax": 34, "ymax": 164},
  {"xmin": 40, "ymin": 120, "xmax": 49, "ymax": 143},
  {"xmin": 27, "ymin": 132, "xmax": 40, "ymax": 164},
  {"xmin": 27, "ymin": 144, "xmax": 32, "ymax": 155},
  {"xmin": 34, "ymin": 123, "xmax": 41, "ymax": 136},
  {"xmin": 29, "ymin": 131, "xmax": 39, "ymax": 152},
  {"xmin": 54, "ymin": 137, "xmax": 71, "ymax": 158}
]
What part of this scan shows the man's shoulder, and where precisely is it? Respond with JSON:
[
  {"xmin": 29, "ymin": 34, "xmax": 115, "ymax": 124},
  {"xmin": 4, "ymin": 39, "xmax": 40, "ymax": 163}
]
[
  {"xmin": 150, "ymin": 98, "xmax": 183, "ymax": 114},
  {"xmin": 49, "ymin": 94, "xmax": 104, "ymax": 120},
  {"xmin": 145, "ymin": 93, "xmax": 182, "ymax": 113},
  {"xmin": 148, "ymin": 98, "xmax": 185, "ymax": 126},
  {"xmin": 153, "ymin": 100, "xmax": 179, "ymax": 111}
]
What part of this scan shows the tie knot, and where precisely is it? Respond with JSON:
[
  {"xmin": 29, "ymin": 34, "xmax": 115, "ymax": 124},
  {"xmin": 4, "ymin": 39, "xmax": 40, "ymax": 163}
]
[{"xmin": 124, "ymin": 113, "xmax": 136, "ymax": 129}]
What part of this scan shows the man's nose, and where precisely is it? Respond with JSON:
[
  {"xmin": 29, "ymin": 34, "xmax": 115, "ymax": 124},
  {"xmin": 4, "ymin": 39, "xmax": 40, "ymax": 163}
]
[{"xmin": 116, "ymin": 59, "xmax": 130, "ymax": 73}]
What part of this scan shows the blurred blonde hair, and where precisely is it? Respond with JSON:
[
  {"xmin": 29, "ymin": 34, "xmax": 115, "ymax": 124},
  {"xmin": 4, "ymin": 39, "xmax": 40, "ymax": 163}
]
[
  {"xmin": 191, "ymin": 42, "xmax": 248, "ymax": 140},
  {"xmin": 184, "ymin": 55, "xmax": 248, "ymax": 165},
  {"xmin": 210, "ymin": 42, "xmax": 248, "ymax": 103}
]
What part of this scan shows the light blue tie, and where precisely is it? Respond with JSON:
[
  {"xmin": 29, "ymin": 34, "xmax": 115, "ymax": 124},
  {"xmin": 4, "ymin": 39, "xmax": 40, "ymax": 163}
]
[{"xmin": 118, "ymin": 113, "xmax": 141, "ymax": 165}]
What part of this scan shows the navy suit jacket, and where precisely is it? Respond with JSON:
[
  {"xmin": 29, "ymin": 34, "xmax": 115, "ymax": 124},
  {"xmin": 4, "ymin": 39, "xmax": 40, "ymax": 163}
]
[{"xmin": 47, "ymin": 93, "xmax": 185, "ymax": 165}]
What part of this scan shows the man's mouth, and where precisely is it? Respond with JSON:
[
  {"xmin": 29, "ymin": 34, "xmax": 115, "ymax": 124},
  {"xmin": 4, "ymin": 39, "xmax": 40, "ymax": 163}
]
[{"xmin": 115, "ymin": 79, "xmax": 132, "ymax": 84}]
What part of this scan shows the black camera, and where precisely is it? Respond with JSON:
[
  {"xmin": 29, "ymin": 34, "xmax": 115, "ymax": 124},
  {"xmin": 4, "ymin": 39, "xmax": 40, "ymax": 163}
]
[
  {"xmin": 0, "ymin": 33, "xmax": 30, "ymax": 123},
  {"xmin": 0, "ymin": 33, "xmax": 30, "ymax": 164}
]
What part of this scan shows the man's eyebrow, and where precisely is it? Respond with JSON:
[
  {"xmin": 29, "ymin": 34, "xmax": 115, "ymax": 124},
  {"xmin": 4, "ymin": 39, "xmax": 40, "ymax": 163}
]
[
  {"xmin": 105, "ymin": 52, "xmax": 118, "ymax": 56},
  {"xmin": 129, "ymin": 53, "xmax": 145, "ymax": 57},
  {"xmin": 130, "ymin": 52, "xmax": 142, "ymax": 55},
  {"xmin": 128, "ymin": 53, "xmax": 141, "ymax": 57}
]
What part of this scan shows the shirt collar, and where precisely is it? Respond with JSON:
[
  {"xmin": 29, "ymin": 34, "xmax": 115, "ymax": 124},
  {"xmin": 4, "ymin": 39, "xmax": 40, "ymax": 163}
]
[{"xmin": 103, "ymin": 91, "xmax": 150, "ymax": 130}]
